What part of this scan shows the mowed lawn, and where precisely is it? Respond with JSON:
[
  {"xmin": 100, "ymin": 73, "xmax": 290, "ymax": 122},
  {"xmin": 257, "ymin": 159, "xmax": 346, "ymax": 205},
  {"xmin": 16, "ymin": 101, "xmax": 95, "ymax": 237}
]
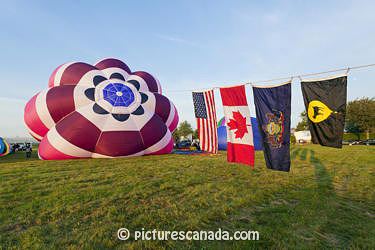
[{"xmin": 0, "ymin": 145, "xmax": 374, "ymax": 249}]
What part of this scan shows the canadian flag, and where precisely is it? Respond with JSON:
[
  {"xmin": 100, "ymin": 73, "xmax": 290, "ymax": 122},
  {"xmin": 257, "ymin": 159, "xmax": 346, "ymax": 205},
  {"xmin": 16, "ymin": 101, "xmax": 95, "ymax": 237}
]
[{"xmin": 220, "ymin": 85, "xmax": 254, "ymax": 166}]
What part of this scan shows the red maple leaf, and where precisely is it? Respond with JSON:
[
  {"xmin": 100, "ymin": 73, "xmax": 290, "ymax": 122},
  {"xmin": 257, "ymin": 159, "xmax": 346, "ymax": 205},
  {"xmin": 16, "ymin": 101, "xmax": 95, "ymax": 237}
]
[{"xmin": 227, "ymin": 111, "xmax": 249, "ymax": 139}]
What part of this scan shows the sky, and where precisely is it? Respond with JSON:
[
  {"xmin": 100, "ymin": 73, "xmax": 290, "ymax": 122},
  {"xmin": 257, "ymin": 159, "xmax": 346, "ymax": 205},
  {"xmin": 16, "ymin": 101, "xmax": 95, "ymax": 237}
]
[{"xmin": 0, "ymin": 0, "xmax": 374, "ymax": 137}]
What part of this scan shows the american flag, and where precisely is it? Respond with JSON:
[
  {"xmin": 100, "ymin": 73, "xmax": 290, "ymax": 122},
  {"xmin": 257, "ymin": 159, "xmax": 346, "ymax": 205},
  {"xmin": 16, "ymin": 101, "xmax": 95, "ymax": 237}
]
[{"xmin": 192, "ymin": 90, "xmax": 218, "ymax": 153}]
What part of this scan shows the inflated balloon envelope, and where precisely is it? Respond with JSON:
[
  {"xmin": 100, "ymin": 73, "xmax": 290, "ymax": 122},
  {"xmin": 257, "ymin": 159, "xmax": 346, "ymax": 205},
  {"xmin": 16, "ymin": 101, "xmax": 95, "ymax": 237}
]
[
  {"xmin": 24, "ymin": 58, "xmax": 179, "ymax": 160},
  {"xmin": 0, "ymin": 137, "xmax": 11, "ymax": 157}
]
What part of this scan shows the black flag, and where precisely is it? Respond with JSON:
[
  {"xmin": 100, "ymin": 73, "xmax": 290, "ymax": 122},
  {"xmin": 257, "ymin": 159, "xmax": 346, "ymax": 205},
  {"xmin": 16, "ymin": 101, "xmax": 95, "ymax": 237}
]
[{"xmin": 301, "ymin": 75, "xmax": 347, "ymax": 148}]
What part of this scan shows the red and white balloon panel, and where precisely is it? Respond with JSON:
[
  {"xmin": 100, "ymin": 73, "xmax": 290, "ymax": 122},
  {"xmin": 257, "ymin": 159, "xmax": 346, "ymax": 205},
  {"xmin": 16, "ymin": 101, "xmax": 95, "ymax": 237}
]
[{"xmin": 24, "ymin": 58, "xmax": 179, "ymax": 160}]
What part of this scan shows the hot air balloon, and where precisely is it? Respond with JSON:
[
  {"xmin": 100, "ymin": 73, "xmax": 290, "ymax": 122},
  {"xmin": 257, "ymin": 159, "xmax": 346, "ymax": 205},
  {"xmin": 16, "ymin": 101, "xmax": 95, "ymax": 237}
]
[
  {"xmin": 217, "ymin": 117, "xmax": 263, "ymax": 151},
  {"xmin": 0, "ymin": 137, "xmax": 11, "ymax": 157},
  {"xmin": 24, "ymin": 58, "xmax": 179, "ymax": 160}
]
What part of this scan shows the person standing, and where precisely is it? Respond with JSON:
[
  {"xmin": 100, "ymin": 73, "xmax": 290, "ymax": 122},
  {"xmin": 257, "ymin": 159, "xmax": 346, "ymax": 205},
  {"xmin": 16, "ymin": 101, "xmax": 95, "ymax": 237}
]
[{"xmin": 26, "ymin": 145, "xmax": 32, "ymax": 158}]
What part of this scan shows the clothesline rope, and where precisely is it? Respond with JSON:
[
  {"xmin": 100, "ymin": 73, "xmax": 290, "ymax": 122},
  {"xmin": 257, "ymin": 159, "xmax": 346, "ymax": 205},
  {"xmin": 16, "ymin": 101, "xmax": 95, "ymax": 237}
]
[{"xmin": 165, "ymin": 63, "xmax": 375, "ymax": 93}]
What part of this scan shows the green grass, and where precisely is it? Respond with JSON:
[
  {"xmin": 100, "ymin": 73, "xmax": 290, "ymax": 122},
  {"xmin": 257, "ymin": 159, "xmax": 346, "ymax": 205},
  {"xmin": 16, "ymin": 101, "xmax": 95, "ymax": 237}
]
[{"xmin": 0, "ymin": 145, "xmax": 374, "ymax": 249}]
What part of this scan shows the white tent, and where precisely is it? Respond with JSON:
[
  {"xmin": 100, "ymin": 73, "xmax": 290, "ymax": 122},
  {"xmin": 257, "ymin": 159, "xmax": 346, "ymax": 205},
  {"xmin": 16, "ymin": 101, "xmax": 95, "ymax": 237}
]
[{"xmin": 294, "ymin": 131, "xmax": 311, "ymax": 143}]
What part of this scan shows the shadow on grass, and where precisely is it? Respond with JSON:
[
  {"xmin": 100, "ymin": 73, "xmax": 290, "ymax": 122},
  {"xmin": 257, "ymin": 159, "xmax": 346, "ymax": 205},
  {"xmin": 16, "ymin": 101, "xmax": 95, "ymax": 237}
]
[
  {"xmin": 245, "ymin": 148, "xmax": 374, "ymax": 248},
  {"xmin": 309, "ymin": 150, "xmax": 334, "ymax": 193},
  {"xmin": 299, "ymin": 149, "xmax": 372, "ymax": 248},
  {"xmin": 292, "ymin": 147, "xmax": 334, "ymax": 193},
  {"xmin": 291, "ymin": 148, "xmax": 301, "ymax": 160},
  {"xmin": 299, "ymin": 148, "xmax": 308, "ymax": 161}
]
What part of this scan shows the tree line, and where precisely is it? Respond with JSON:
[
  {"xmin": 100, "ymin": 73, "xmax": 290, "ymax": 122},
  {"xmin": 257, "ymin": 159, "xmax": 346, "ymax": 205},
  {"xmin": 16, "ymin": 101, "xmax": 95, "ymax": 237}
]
[{"xmin": 296, "ymin": 97, "xmax": 375, "ymax": 139}]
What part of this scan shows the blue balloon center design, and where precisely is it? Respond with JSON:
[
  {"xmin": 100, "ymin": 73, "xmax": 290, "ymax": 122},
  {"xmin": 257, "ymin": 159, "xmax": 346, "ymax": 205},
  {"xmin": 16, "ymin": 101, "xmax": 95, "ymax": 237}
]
[{"xmin": 103, "ymin": 83, "xmax": 135, "ymax": 107}]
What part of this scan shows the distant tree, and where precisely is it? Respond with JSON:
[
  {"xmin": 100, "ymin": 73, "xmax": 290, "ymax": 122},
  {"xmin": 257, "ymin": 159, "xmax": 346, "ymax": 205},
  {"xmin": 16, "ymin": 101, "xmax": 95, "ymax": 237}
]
[
  {"xmin": 178, "ymin": 121, "xmax": 194, "ymax": 137},
  {"xmin": 172, "ymin": 129, "xmax": 180, "ymax": 142},
  {"xmin": 295, "ymin": 111, "xmax": 309, "ymax": 131},
  {"xmin": 192, "ymin": 129, "xmax": 198, "ymax": 139},
  {"xmin": 346, "ymin": 97, "xmax": 375, "ymax": 139},
  {"xmin": 345, "ymin": 121, "xmax": 362, "ymax": 140},
  {"xmin": 172, "ymin": 121, "xmax": 194, "ymax": 142}
]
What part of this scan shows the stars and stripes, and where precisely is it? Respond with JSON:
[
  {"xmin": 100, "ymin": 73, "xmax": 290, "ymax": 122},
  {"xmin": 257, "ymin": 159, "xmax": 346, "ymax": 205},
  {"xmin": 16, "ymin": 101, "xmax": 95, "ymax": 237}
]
[{"xmin": 192, "ymin": 90, "xmax": 218, "ymax": 154}]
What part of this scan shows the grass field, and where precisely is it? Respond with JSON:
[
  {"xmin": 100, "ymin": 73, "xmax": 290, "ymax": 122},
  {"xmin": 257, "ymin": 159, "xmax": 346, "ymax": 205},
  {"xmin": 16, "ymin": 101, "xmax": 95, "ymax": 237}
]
[{"xmin": 0, "ymin": 145, "xmax": 374, "ymax": 249}]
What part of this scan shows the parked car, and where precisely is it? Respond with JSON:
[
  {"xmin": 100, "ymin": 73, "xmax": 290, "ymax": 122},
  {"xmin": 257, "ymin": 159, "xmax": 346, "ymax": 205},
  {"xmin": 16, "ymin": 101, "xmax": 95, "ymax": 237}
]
[
  {"xmin": 176, "ymin": 140, "xmax": 192, "ymax": 149},
  {"xmin": 364, "ymin": 139, "xmax": 375, "ymax": 145},
  {"xmin": 342, "ymin": 140, "xmax": 352, "ymax": 145},
  {"xmin": 348, "ymin": 140, "xmax": 375, "ymax": 145},
  {"xmin": 349, "ymin": 140, "xmax": 362, "ymax": 145}
]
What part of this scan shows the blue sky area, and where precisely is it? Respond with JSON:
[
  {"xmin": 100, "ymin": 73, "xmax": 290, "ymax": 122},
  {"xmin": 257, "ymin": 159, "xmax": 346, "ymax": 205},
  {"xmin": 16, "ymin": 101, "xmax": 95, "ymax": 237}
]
[{"xmin": 1, "ymin": 0, "xmax": 374, "ymax": 137}]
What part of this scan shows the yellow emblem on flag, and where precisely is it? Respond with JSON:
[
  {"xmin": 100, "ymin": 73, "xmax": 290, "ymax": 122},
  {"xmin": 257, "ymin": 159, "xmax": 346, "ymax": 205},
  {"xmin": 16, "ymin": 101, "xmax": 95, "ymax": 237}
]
[{"xmin": 307, "ymin": 100, "xmax": 336, "ymax": 123}]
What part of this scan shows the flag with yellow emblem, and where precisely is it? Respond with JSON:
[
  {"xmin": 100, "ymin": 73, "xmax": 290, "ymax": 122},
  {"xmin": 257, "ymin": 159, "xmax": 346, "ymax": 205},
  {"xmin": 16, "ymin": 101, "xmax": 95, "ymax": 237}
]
[{"xmin": 301, "ymin": 75, "xmax": 347, "ymax": 148}]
